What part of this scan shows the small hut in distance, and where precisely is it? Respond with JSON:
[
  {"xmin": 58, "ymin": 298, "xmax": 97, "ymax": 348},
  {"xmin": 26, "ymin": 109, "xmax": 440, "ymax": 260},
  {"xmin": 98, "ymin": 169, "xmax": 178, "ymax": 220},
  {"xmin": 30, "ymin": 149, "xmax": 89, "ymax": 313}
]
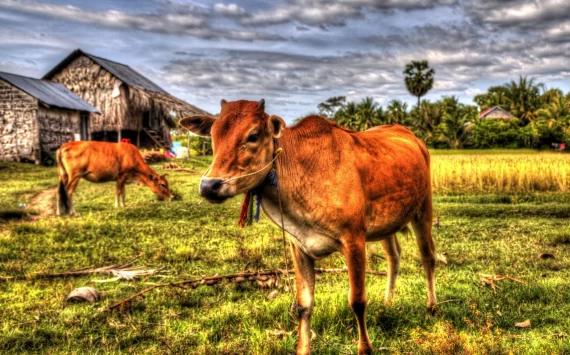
[
  {"xmin": 0, "ymin": 71, "xmax": 99, "ymax": 163},
  {"xmin": 479, "ymin": 106, "xmax": 515, "ymax": 120},
  {"xmin": 43, "ymin": 49, "xmax": 207, "ymax": 149}
]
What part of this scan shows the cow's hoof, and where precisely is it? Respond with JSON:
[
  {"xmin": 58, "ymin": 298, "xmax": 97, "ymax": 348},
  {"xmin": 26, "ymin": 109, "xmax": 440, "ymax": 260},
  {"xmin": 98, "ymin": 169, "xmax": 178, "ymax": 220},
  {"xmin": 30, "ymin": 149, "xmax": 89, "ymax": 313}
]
[{"xmin": 426, "ymin": 304, "xmax": 440, "ymax": 317}]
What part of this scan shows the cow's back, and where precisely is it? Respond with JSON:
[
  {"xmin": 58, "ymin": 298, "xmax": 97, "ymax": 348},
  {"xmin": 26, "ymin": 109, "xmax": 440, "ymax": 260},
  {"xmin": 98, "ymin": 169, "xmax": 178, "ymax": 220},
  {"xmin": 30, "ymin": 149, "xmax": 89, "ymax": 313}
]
[{"xmin": 58, "ymin": 142, "xmax": 142, "ymax": 182}]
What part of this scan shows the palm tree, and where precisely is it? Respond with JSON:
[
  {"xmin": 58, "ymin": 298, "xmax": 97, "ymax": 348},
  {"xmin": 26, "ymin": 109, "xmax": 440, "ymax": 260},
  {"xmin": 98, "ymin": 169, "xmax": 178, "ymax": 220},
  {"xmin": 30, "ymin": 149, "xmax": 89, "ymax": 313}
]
[
  {"xmin": 536, "ymin": 94, "xmax": 570, "ymax": 131},
  {"xmin": 474, "ymin": 86, "xmax": 511, "ymax": 112},
  {"xmin": 335, "ymin": 97, "xmax": 384, "ymax": 131},
  {"xmin": 502, "ymin": 76, "xmax": 544, "ymax": 123},
  {"xmin": 540, "ymin": 88, "xmax": 563, "ymax": 107},
  {"xmin": 386, "ymin": 100, "xmax": 408, "ymax": 124},
  {"xmin": 411, "ymin": 99, "xmax": 443, "ymax": 144},
  {"xmin": 438, "ymin": 96, "xmax": 477, "ymax": 149},
  {"xmin": 335, "ymin": 102, "xmax": 359, "ymax": 130},
  {"xmin": 355, "ymin": 97, "xmax": 383, "ymax": 130},
  {"xmin": 404, "ymin": 60, "xmax": 435, "ymax": 111}
]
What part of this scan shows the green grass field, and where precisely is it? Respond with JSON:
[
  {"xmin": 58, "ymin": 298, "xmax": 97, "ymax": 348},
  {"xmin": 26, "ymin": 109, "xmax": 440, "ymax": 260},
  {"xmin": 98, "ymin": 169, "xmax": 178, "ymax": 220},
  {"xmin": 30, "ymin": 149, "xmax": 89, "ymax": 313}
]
[{"xmin": 1, "ymin": 155, "xmax": 569, "ymax": 354}]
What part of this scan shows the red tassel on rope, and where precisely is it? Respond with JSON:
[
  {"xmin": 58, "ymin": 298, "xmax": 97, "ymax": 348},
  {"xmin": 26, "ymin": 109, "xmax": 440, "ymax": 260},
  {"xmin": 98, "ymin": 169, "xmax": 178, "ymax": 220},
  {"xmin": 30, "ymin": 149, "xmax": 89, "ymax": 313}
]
[{"xmin": 238, "ymin": 191, "xmax": 251, "ymax": 228}]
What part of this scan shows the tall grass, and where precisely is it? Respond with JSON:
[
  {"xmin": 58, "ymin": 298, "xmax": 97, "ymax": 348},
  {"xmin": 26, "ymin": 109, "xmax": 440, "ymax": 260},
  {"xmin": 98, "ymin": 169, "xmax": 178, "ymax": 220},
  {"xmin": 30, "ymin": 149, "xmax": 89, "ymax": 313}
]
[{"xmin": 432, "ymin": 153, "xmax": 570, "ymax": 193}]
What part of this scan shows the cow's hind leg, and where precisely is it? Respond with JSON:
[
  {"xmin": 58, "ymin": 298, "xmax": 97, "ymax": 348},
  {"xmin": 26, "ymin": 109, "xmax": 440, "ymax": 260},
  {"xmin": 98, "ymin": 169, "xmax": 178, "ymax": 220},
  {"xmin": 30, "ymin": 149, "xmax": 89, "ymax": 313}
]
[
  {"xmin": 65, "ymin": 177, "xmax": 81, "ymax": 215},
  {"xmin": 116, "ymin": 175, "xmax": 127, "ymax": 208},
  {"xmin": 411, "ymin": 195, "xmax": 437, "ymax": 310},
  {"xmin": 344, "ymin": 238, "xmax": 373, "ymax": 355},
  {"xmin": 380, "ymin": 234, "xmax": 400, "ymax": 306},
  {"xmin": 290, "ymin": 242, "xmax": 315, "ymax": 355}
]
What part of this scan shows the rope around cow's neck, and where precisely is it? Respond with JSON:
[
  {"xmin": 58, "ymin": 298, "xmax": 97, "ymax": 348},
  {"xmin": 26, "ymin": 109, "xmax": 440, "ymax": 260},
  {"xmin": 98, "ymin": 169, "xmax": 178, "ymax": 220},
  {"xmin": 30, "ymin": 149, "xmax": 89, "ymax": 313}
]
[
  {"xmin": 201, "ymin": 148, "xmax": 283, "ymax": 185},
  {"xmin": 222, "ymin": 148, "xmax": 283, "ymax": 185}
]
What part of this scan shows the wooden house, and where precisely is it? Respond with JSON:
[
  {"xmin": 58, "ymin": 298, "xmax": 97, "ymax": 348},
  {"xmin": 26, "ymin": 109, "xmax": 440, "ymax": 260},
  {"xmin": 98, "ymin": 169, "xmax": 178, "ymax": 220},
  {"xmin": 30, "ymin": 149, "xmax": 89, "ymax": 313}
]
[
  {"xmin": 479, "ymin": 106, "xmax": 515, "ymax": 120},
  {"xmin": 43, "ymin": 49, "xmax": 207, "ymax": 149},
  {"xmin": 0, "ymin": 71, "xmax": 99, "ymax": 163}
]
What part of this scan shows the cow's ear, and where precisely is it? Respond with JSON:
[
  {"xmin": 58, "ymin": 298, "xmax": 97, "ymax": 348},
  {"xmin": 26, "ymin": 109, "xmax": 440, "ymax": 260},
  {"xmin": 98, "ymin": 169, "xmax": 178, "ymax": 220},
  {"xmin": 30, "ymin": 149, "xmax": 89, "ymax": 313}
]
[
  {"xmin": 269, "ymin": 115, "xmax": 285, "ymax": 139},
  {"xmin": 149, "ymin": 174, "xmax": 156, "ymax": 182},
  {"xmin": 179, "ymin": 115, "xmax": 216, "ymax": 137}
]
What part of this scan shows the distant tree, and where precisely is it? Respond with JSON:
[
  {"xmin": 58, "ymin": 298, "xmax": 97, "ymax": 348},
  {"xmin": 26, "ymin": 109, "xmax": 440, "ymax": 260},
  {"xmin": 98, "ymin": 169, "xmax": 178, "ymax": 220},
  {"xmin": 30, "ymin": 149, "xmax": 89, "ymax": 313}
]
[
  {"xmin": 404, "ymin": 60, "xmax": 435, "ymax": 112},
  {"xmin": 502, "ymin": 76, "xmax": 544, "ymax": 123},
  {"xmin": 410, "ymin": 99, "xmax": 443, "ymax": 145},
  {"xmin": 317, "ymin": 96, "xmax": 346, "ymax": 118},
  {"xmin": 471, "ymin": 119, "xmax": 531, "ymax": 149},
  {"xmin": 437, "ymin": 96, "xmax": 478, "ymax": 149},
  {"xmin": 335, "ymin": 97, "xmax": 384, "ymax": 131},
  {"xmin": 474, "ymin": 86, "xmax": 511, "ymax": 112},
  {"xmin": 386, "ymin": 100, "xmax": 408, "ymax": 124},
  {"xmin": 355, "ymin": 97, "xmax": 384, "ymax": 130},
  {"xmin": 536, "ymin": 94, "xmax": 570, "ymax": 142},
  {"xmin": 539, "ymin": 88, "xmax": 563, "ymax": 107},
  {"xmin": 335, "ymin": 102, "xmax": 359, "ymax": 130}
]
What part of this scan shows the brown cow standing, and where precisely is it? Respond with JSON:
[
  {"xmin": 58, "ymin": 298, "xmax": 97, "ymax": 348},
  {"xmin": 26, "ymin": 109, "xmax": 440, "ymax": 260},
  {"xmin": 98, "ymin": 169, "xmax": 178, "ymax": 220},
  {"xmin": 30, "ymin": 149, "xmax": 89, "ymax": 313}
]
[
  {"xmin": 56, "ymin": 141, "xmax": 173, "ymax": 216},
  {"xmin": 180, "ymin": 99, "xmax": 436, "ymax": 355}
]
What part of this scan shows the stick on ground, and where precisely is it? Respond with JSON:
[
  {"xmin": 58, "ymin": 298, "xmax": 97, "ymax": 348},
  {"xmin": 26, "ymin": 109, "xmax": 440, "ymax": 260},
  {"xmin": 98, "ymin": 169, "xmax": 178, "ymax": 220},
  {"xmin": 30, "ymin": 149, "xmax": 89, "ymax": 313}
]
[{"xmin": 103, "ymin": 267, "xmax": 386, "ymax": 313}]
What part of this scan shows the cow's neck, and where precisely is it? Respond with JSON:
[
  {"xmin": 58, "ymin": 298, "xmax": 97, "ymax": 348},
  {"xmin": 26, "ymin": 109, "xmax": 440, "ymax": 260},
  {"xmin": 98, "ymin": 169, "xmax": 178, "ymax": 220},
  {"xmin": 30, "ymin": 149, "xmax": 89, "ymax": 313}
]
[
  {"xmin": 132, "ymin": 162, "xmax": 155, "ymax": 186},
  {"xmin": 272, "ymin": 127, "xmax": 310, "ymax": 194},
  {"xmin": 259, "ymin": 127, "xmax": 341, "ymax": 259}
]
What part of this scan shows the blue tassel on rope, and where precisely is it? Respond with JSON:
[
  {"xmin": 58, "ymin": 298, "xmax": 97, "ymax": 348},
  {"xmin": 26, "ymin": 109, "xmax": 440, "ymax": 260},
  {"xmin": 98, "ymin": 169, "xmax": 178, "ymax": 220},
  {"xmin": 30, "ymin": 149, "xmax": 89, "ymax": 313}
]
[
  {"xmin": 267, "ymin": 170, "xmax": 278, "ymax": 190},
  {"xmin": 254, "ymin": 189, "xmax": 262, "ymax": 222}
]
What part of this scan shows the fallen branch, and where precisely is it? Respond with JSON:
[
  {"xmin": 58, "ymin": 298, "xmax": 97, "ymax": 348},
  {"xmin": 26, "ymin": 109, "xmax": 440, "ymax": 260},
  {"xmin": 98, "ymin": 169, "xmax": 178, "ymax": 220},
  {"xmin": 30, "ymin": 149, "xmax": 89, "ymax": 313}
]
[
  {"xmin": 479, "ymin": 273, "xmax": 525, "ymax": 294},
  {"xmin": 103, "ymin": 267, "xmax": 386, "ymax": 313},
  {"xmin": 2, "ymin": 256, "xmax": 162, "ymax": 281}
]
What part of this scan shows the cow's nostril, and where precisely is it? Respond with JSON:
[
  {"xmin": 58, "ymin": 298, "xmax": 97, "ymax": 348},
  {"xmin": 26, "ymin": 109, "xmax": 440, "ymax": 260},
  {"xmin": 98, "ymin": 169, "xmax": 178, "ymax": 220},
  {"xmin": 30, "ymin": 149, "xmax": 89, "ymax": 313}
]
[
  {"xmin": 200, "ymin": 178, "xmax": 225, "ymax": 199},
  {"xmin": 211, "ymin": 180, "xmax": 222, "ymax": 192}
]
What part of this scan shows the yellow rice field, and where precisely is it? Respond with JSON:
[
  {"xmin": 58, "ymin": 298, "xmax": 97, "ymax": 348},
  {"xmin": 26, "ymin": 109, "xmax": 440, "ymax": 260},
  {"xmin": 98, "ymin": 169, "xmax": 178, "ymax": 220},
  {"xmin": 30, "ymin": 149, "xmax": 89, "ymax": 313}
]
[{"xmin": 431, "ymin": 153, "xmax": 570, "ymax": 193}]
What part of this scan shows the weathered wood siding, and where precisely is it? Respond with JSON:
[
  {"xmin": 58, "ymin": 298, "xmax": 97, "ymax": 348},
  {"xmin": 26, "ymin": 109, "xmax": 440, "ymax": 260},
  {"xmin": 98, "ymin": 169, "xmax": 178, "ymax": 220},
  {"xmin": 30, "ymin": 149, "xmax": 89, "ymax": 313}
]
[
  {"xmin": 483, "ymin": 109, "xmax": 514, "ymax": 120},
  {"xmin": 0, "ymin": 80, "xmax": 39, "ymax": 161},
  {"xmin": 37, "ymin": 107, "xmax": 80, "ymax": 153},
  {"xmin": 50, "ymin": 55, "xmax": 133, "ymax": 131}
]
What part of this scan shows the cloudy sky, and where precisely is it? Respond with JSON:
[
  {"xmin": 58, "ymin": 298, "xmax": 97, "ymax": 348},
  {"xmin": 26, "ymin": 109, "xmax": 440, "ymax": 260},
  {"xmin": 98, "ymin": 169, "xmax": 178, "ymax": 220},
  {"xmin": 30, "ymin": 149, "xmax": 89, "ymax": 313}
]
[{"xmin": 1, "ymin": 0, "xmax": 569, "ymax": 121}]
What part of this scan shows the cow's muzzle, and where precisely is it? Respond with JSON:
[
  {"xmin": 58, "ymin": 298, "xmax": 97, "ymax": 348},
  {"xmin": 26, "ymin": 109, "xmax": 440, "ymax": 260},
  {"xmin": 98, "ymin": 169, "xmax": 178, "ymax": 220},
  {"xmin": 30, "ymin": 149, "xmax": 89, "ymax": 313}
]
[{"xmin": 199, "ymin": 177, "xmax": 228, "ymax": 203}]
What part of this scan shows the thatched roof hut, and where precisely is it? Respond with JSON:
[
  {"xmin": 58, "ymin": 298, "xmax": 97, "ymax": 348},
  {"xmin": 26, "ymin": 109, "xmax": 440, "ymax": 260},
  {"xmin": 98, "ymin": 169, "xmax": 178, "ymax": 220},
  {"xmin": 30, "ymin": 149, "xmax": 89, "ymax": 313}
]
[{"xmin": 43, "ymin": 49, "xmax": 207, "ymax": 148}]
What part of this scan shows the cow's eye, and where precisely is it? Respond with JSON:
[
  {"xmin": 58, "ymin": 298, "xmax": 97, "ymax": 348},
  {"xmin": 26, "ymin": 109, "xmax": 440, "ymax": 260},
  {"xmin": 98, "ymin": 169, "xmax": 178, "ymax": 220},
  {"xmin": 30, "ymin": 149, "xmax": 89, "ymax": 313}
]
[
  {"xmin": 246, "ymin": 133, "xmax": 259, "ymax": 143},
  {"xmin": 161, "ymin": 183, "xmax": 167, "ymax": 188}
]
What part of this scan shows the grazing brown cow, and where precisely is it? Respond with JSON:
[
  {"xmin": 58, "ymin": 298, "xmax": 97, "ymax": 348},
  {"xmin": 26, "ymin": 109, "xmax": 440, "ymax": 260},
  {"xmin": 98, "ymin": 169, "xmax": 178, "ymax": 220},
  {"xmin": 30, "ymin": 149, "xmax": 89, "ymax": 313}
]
[
  {"xmin": 180, "ymin": 99, "xmax": 436, "ymax": 355},
  {"xmin": 56, "ymin": 141, "xmax": 173, "ymax": 216}
]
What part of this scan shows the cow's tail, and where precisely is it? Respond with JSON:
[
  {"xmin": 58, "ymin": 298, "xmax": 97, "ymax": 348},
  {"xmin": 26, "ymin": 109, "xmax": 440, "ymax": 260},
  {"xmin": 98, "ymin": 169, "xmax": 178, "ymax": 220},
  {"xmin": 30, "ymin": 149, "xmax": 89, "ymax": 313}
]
[{"xmin": 56, "ymin": 148, "xmax": 71, "ymax": 216}]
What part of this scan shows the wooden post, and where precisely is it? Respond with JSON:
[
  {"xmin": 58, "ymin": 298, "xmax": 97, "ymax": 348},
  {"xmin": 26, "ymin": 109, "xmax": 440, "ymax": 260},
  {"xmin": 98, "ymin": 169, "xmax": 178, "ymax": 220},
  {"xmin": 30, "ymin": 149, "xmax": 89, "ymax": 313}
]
[
  {"xmin": 136, "ymin": 129, "xmax": 141, "ymax": 148},
  {"xmin": 118, "ymin": 128, "xmax": 122, "ymax": 143}
]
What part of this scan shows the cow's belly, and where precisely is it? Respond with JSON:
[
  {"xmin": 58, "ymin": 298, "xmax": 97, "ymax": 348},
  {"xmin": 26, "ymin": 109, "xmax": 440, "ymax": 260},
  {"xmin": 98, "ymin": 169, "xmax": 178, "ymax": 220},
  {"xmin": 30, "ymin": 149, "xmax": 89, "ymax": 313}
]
[
  {"xmin": 261, "ymin": 199, "xmax": 342, "ymax": 260},
  {"xmin": 83, "ymin": 170, "xmax": 117, "ymax": 183}
]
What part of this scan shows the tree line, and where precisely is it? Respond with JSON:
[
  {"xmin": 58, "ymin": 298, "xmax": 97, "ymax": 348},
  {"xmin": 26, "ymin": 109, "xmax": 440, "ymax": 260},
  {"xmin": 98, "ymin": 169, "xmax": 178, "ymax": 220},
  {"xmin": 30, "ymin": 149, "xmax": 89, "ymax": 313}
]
[{"xmin": 313, "ymin": 61, "xmax": 570, "ymax": 149}]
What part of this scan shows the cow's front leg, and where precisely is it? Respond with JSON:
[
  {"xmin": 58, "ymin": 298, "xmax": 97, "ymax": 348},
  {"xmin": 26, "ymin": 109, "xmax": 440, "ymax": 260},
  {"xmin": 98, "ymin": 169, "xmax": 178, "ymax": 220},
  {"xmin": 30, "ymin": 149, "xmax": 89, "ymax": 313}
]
[
  {"xmin": 290, "ymin": 242, "xmax": 315, "ymax": 355},
  {"xmin": 344, "ymin": 238, "xmax": 373, "ymax": 355}
]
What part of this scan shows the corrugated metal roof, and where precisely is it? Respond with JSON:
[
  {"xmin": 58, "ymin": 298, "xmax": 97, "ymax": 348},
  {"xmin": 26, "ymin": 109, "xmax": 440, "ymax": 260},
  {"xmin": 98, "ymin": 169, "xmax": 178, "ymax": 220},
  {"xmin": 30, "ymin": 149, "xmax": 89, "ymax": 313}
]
[
  {"xmin": 0, "ymin": 72, "xmax": 100, "ymax": 113},
  {"xmin": 85, "ymin": 53, "xmax": 167, "ymax": 94},
  {"xmin": 44, "ymin": 49, "xmax": 168, "ymax": 94}
]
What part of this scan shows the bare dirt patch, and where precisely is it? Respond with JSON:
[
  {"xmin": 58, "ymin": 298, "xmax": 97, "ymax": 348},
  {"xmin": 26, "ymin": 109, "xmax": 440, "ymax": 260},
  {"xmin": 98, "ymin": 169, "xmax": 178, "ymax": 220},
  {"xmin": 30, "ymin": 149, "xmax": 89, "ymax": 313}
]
[{"xmin": 26, "ymin": 187, "xmax": 57, "ymax": 217}]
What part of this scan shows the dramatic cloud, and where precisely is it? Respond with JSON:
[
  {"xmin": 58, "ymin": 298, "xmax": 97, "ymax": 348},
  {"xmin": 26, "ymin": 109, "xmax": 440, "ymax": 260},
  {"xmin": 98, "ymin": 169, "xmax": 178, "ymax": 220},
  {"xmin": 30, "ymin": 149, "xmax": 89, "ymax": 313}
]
[
  {"xmin": 0, "ymin": 0, "xmax": 282, "ymax": 41},
  {"xmin": 240, "ymin": 0, "xmax": 457, "ymax": 27},
  {"xmin": 213, "ymin": 3, "xmax": 247, "ymax": 17},
  {"xmin": 0, "ymin": 0, "xmax": 569, "ymax": 118},
  {"xmin": 466, "ymin": 0, "xmax": 570, "ymax": 32}
]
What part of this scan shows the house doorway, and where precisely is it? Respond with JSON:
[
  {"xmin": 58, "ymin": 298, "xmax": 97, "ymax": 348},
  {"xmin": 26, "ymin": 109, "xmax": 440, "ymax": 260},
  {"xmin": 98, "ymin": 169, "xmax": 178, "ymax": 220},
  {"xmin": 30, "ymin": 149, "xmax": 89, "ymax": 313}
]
[{"xmin": 80, "ymin": 113, "xmax": 89, "ymax": 140}]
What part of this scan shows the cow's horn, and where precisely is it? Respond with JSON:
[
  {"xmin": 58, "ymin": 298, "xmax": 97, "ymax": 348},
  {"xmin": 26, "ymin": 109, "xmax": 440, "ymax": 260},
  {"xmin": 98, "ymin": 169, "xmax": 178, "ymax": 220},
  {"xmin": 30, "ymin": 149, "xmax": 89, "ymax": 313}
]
[
  {"xmin": 221, "ymin": 99, "xmax": 227, "ymax": 107},
  {"xmin": 258, "ymin": 99, "xmax": 265, "ymax": 110}
]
